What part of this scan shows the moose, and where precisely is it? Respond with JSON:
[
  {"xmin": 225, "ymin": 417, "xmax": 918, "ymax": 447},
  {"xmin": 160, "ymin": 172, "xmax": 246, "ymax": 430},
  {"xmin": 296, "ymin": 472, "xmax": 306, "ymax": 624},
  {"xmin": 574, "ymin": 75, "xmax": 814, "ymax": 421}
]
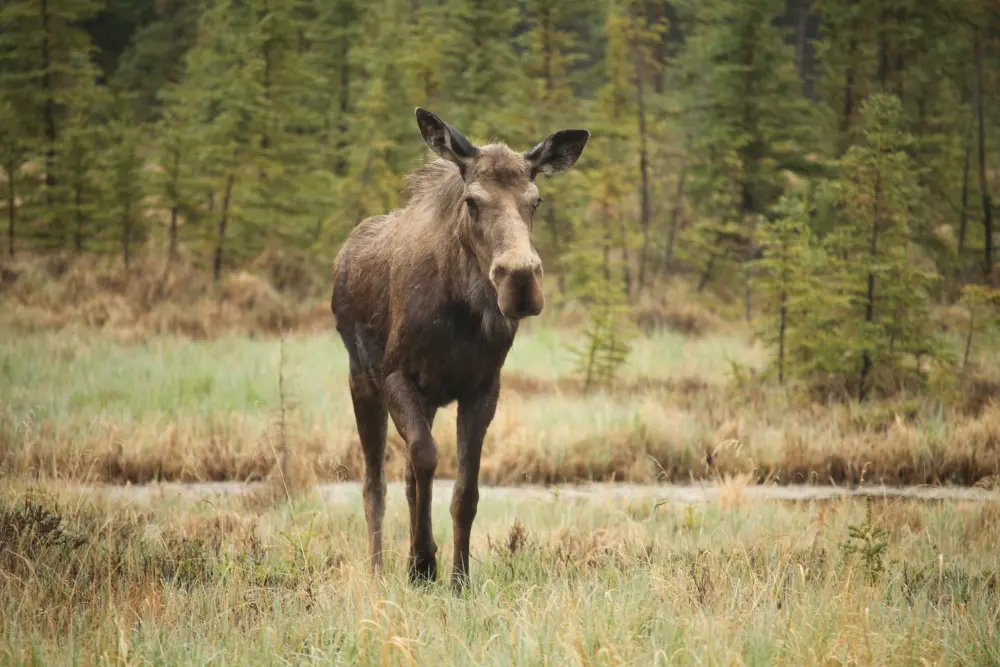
[{"xmin": 331, "ymin": 108, "xmax": 589, "ymax": 592}]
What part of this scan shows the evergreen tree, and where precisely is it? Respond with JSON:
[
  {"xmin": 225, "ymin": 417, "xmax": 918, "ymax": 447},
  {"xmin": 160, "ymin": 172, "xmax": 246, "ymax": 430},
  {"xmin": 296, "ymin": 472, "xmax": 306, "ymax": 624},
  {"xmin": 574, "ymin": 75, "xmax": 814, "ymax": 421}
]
[
  {"xmin": 102, "ymin": 112, "xmax": 147, "ymax": 269},
  {"xmin": 438, "ymin": 0, "xmax": 527, "ymax": 142},
  {"xmin": 675, "ymin": 0, "xmax": 813, "ymax": 309},
  {"xmin": 0, "ymin": 0, "xmax": 104, "ymax": 244},
  {"xmin": 755, "ymin": 189, "xmax": 819, "ymax": 385},
  {"xmin": 53, "ymin": 62, "xmax": 108, "ymax": 253},
  {"xmin": 822, "ymin": 94, "xmax": 943, "ymax": 399}
]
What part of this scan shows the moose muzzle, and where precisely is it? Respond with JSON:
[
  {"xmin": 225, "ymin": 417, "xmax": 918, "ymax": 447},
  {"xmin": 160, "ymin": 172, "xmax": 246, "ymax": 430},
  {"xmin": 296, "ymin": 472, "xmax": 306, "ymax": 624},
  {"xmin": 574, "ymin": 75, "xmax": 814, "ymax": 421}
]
[{"xmin": 490, "ymin": 255, "xmax": 544, "ymax": 320}]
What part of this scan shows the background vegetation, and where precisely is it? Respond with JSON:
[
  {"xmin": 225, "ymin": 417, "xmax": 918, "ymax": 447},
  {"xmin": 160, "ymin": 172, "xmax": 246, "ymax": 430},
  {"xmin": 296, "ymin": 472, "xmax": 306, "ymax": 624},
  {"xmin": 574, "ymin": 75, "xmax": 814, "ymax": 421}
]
[
  {"xmin": 2, "ymin": 0, "xmax": 1000, "ymax": 480},
  {"xmin": 2, "ymin": 5, "xmax": 1000, "ymax": 662}
]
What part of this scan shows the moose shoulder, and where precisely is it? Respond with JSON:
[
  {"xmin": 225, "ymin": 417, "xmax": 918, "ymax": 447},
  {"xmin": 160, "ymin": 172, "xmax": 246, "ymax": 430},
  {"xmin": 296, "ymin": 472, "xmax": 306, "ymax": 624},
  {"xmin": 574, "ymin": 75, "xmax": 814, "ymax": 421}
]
[{"xmin": 331, "ymin": 108, "xmax": 589, "ymax": 592}]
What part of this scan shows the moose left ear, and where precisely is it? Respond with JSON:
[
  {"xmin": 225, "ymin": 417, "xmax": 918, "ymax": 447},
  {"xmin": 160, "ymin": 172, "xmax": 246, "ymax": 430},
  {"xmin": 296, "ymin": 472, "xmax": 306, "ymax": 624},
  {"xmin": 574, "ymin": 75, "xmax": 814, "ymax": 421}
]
[{"xmin": 524, "ymin": 129, "xmax": 591, "ymax": 179}]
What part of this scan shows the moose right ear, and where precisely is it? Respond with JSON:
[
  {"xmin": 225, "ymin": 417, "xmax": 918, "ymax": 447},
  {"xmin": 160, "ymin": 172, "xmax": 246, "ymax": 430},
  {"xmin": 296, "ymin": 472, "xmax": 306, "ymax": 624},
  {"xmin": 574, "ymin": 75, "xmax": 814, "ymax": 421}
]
[{"xmin": 415, "ymin": 108, "xmax": 479, "ymax": 176}]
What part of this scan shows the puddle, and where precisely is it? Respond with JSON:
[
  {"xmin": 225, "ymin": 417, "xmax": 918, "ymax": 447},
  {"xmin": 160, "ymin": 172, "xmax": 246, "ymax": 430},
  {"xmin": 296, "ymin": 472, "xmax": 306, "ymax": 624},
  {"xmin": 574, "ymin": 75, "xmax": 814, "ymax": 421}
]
[{"xmin": 79, "ymin": 480, "xmax": 998, "ymax": 505}]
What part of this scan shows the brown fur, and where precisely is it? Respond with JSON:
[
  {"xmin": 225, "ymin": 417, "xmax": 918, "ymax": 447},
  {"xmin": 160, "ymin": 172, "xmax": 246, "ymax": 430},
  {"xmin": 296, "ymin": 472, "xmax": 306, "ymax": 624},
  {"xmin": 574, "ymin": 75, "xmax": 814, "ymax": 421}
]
[{"xmin": 331, "ymin": 108, "xmax": 588, "ymax": 591}]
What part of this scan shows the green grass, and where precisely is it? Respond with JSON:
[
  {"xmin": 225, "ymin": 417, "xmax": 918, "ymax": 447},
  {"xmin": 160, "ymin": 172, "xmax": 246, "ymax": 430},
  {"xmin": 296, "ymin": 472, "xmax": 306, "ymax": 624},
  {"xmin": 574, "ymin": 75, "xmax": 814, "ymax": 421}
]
[
  {"xmin": 1, "ymin": 482, "xmax": 998, "ymax": 665},
  {"xmin": 0, "ymin": 324, "xmax": 763, "ymax": 424},
  {"xmin": 3, "ymin": 323, "xmax": 1000, "ymax": 487}
]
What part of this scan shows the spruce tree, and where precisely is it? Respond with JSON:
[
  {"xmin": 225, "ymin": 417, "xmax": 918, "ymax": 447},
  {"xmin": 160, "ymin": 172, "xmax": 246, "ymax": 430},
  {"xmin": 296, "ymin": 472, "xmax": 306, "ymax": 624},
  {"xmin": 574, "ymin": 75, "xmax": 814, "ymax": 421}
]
[
  {"xmin": 674, "ymin": 0, "xmax": 812, "ymax": 307},
  {"xmin": 822, "ymin": 94, "xmax": 943, "ymax": 399},
  {"xmin": 0, "ymin": 0, "xmax": 104, "ymax": 245}
]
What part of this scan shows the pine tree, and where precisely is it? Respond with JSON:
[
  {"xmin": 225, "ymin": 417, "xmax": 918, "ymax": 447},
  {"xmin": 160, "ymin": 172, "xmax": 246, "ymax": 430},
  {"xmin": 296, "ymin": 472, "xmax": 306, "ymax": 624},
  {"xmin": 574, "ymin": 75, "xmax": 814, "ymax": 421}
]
[
  {"xmin": 822, "ymin": 94, "xmax": 943, "ymax": 399},
  {"xmin": 675, "ymin": 0, "xmax": 813, "ymax": 309},
  {"xmin": 0, "ymin": 0, "xmax": 104, "ymax": 245},
  {"xmin": 438, "ymin": 0, "xmax": 527, "ymax": 142},
  {"xmin": 340, "ymin": 0, "xmax": 419, "ymax": 224},
  {"xmin": 101, "ymin": 112, "xmax": 147, "ymax": 269},
  {"xmin": 566, "ymin": 214, "xmax": 636, "ymax": 392},
  {"xmin": 53, "ymin": 62, "xmax": 108, "ymax": 254},
  {"xmin": 755, "ymin": 189, "xmax": 818, "ymax": 384},
  {"xmin": 153, "ymin": 91, "xmax": 199, "ymax": 267}
]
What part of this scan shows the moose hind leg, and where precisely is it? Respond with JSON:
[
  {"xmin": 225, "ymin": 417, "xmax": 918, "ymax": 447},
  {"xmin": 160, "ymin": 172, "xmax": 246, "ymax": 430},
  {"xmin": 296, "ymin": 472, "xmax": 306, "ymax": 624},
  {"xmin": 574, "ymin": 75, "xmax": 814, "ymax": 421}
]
[{"xmin": 349, "ymin": 373, "xmax": 388, "ymax": 575}]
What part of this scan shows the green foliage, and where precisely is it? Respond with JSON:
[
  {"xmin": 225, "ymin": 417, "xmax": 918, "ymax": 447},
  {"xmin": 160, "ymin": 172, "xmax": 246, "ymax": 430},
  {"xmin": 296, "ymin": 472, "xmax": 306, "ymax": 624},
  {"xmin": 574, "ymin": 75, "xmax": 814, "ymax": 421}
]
[
  {"xmin": 959, "ymin": 284, "xmax": 1000, "ymax": 370},
  {"xmin": 754, "ymin": 190, "xmax": 826, "ymax": 384},
  {"xmin": 1, "ymin": 0, "xmax": 998, "ymax": 412},
  {"xmin": 823, "ymin": 94, "xmax": 946, "ymax": 398},
  {"xmin": 756, "ymin": 95, "xmax": 951, "ymax": 397},
  {"xmin": 566, "ymin": 223, "xmax": 636, "ymax": 391},
  {"xmin": 676, "ymin": 0, "xmax": 813, "ymax": 288},
  {"xmin": 840, "ymin": 495, "xmax": 889, "ymax": 584}
]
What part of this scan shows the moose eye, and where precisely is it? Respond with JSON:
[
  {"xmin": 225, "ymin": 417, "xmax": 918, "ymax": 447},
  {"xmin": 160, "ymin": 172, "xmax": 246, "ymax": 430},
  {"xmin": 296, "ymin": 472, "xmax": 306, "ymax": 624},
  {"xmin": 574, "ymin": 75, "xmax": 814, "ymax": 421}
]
[{"xmin": 466, "ymin": 198, "xmax": 479, "ymax": 218}]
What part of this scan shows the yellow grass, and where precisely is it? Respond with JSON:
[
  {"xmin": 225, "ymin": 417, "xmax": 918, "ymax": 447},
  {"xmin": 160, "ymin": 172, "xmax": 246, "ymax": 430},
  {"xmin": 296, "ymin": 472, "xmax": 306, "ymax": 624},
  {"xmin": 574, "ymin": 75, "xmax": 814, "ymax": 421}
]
[{"xmin": 0, "ymin": 481, "xmax": 998, "ymax": 665}]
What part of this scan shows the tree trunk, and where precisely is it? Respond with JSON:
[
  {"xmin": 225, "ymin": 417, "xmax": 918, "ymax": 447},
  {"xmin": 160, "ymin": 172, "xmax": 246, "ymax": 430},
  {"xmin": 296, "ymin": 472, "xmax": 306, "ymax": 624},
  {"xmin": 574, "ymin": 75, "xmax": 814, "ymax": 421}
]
[
  {"xmin": 859, "ymin": 176, "xmax": 882, "ymax": 402},
  {"xmin": 648, "ymin": 0, "xmax": 665, "ymax": 94},
  {"xmin": 40, "ymin": 0, "xmax": 57, "ymax": 214},
  {"xmin": 168, "ymin": 206, "xmax": 179, "ymax": 265},
  {"xmin": 213, "ymin": 174, "xmax": 235, "ymax": 281},
  {"xmin": 7, "ymin": 167, "xmax": 14, "ymax": 258},
  {"xmin": 974, "ymin": 31, "xmax": 994, "ymax": 283},
  {"xmin": 777, "ymin": 292, "xmax": 787, "ymax": 385},
  {"xmin": 662, "ymin": 148, "xmax": 688, "ymax": 274},
  {"xmin": 794, "ymin": 0, "xmax": 813, "ymax": 98},
  {"xmin": 334, "ymin": 42, "xmax": 351, "ymax": 176},
  {"xmin": 963, "ymin": 307, "xmax": 975, "ymax": 370},
  {"xmin": 958, "ymin": 133, "xmax": 972, "ymax": 260},
  {"xmin": 546, "ymin": 197, "xmax": 566, "ymax": 293},
  {"xmin": 697, "ymin": 250, "xmax": 716, "ymax": 293},
  {"xmin": 841, "ymin": 34, "xmax": 858, "ymax": 154},
  {"xmin": 122, "ymin": 207, "xmax": 131, "ymax": 270},
  {"xmin": 73, "ymin": 183, "xmax": 84, "ymax": 252},
  {"xmin": 620, "ymin": 216, "xmax": 633, "ymax": 299},
  {"xmin": 876, "ymin": 9, "xmax": 889, "ymax": 93},
  {"xmin": 741, "ymin": 186, "xmax": 756, "ymax": 322},
  {"xmin": 635, "ymin": 50, "xmax": 652, "ymax": 293}
]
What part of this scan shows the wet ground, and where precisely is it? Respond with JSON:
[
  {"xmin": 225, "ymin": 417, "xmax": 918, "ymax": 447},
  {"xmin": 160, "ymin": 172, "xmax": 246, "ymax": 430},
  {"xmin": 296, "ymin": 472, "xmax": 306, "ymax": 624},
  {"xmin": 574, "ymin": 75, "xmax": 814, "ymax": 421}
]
[{"xmin": 79, "ymin": 480, "xmax": 999, "ymax": 505}]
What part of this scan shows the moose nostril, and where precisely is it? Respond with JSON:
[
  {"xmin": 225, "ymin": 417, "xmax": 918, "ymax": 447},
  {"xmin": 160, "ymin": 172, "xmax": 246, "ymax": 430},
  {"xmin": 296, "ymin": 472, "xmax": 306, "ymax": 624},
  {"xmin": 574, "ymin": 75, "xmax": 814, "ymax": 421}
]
[{"xmin": 493, "ymin": 266, "xmax": 508, "ymax": 280}]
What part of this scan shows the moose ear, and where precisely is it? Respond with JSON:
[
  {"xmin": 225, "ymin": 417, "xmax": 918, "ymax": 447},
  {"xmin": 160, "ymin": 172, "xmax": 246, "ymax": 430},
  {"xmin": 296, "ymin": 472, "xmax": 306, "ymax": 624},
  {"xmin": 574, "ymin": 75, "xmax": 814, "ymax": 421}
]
[
  {"xmin": 524, "ymin": 129, "xmax": 590, "ymax": 179},
  {"xmin": 415, "ymin": 108, "xmax": 479, "ymax": 175}
]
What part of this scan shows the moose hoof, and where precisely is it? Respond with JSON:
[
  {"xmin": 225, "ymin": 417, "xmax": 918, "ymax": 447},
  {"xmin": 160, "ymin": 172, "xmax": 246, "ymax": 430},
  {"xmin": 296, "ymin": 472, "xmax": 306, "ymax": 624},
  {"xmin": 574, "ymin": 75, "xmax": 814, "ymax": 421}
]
[{"xmin": 408, "ymin": 551, "xmax": 438, "ymax": 585}]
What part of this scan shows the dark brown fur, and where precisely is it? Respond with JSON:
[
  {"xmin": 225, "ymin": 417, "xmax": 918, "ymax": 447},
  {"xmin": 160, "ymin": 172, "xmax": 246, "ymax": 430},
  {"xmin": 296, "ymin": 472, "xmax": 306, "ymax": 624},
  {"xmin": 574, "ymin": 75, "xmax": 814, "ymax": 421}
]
[{"xmin": 331, "ymin": 109, "xmax": 588, "ymax": 591}]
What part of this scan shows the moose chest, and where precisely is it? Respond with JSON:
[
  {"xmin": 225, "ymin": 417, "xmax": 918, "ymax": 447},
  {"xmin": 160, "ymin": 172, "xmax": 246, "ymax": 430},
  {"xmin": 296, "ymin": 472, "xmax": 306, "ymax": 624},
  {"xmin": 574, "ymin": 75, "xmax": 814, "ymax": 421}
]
[{"xmin": 405, "ymin": 303, "xmax": 515, "ymax": 408}]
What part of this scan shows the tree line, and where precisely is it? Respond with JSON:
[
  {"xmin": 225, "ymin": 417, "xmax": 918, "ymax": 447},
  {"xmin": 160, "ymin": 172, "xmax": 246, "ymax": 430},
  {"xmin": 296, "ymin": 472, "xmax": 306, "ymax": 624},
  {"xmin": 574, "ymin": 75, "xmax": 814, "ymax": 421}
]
[{"xmin": 1, "ymin": 0, "xmax": 998, "ymax": 396}]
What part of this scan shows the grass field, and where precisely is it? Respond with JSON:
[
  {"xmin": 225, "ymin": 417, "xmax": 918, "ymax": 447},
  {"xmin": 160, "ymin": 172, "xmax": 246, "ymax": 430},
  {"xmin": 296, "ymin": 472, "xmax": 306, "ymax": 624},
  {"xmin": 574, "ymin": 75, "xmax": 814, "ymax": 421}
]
[
  {"xmin": 3, "ymin": 256, "xmax": 1000, "ymax": 665},
  {"xmin": 3, "ymin": 319, "xmax": 1000, "ymax": 487},
  {"xmin": 1, "ymin": 480, "xmax": 998, "ymax": 665}
]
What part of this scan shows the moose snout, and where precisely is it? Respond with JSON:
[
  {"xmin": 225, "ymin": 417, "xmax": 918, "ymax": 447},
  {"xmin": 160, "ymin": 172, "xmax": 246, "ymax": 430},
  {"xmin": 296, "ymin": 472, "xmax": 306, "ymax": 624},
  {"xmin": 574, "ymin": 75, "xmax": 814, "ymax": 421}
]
[{"xmin": 490, "ymin": 257, "xmax": 545, "ymax": 320}]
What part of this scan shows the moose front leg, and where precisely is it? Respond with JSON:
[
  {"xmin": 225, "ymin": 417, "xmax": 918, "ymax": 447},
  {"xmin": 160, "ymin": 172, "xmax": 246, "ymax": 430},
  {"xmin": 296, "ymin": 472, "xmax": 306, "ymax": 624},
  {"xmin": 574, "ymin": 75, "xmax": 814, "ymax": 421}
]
[
  {"xmin": 385, "ymin": 371, "xmax": 439, "ymax": 583},
  {"xmin": 451, "ymin": 377, "xmax": 500, "ymax": 594}
]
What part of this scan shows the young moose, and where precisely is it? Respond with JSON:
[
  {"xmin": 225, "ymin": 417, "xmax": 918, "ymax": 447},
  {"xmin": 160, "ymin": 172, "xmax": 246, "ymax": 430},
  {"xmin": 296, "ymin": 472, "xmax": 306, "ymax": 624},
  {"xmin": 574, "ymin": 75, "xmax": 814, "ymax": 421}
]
[{"xmin": 332, "ymin": 108, "xmax": 589, "ymax": 591}]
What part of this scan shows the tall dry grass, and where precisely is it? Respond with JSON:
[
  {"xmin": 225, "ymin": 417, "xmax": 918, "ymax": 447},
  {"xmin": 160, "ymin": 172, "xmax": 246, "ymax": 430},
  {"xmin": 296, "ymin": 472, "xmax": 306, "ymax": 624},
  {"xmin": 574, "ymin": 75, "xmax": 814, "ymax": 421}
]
[
  {"xmin": 0, "ymin": 480, "xmax": 997, "ymax": 665},
  {"xmin": 0, "ymin": 250, "xmax": 333, "ymax": 340}
]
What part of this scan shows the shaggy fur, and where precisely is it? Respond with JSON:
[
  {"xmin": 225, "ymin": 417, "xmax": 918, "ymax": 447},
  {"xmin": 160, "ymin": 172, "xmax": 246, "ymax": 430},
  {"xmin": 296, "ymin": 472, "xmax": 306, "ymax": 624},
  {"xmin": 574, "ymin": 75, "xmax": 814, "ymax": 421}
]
[{"xmin": 331, "ymin": 109, "xmax": 588, "ymax": 591}]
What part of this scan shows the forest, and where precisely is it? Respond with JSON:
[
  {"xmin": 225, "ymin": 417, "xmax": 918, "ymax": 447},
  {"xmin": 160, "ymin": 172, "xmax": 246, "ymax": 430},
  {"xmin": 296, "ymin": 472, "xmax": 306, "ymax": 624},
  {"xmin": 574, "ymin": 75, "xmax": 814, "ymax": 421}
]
[{"xmin": 2, "ymin": 0, "xmax": 1000, "ymax": 396}]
